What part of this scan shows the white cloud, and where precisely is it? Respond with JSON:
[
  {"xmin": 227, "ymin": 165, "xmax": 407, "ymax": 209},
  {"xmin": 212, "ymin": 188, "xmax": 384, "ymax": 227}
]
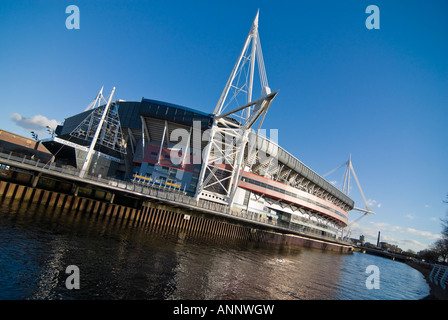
[
  {"xmin": 405, "ymin": 228, "xmax": 441, "ymax": 240},
  {"xmin": 404, "ymin": 214, "xmax": 415, "ymax": 220},
  {"xmin": 366, "ymin": 199, "xmax": 382, "ymax": 208},
  {"xmin": 350, "ymin": 220, "xmax": 442, "ymax": 252},
  {"xmin": 10, "ymin": 113, "xmax": 59, "ymax": 132},
  {"xmin": 392, "ymin": 238, "xmax": 428, "ymax": 252},
  {"xmin": 367, "ymin": 221, "xmax": 390, "ymax": 228},
  {"xmin": 360, "ymin": 222, "xmax": 440, "ymax": 240}
]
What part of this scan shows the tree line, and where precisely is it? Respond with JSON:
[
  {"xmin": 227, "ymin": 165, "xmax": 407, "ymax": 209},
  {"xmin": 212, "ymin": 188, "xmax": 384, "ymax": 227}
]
[{"xmin": 418, "ymin": 194, "xmax": 448, "ymax": 264}]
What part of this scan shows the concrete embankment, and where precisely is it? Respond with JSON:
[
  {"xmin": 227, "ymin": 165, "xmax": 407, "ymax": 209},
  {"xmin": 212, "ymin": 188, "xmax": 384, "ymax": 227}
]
[{"xmin": 0, "ymin": 178, "xmax": 353, "ymax": 254}]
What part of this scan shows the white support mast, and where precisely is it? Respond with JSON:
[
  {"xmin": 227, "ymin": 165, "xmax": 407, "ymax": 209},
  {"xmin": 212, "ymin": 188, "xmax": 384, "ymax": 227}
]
[
  {"xmin": 79, "ymin": 87, "xmax": 116, "ymax": 178},
  {"xmin": 83, "ymin": 86, "xmax": 107, "ymax": 111},
  {"xmin": 324, "ymin": 154, "xmax": 375, "ymax": 239},
  {"xmin": 195, "ymin": 11, "xmax": 277, "ymax": 206},
  {"xmin": 213, "ymin": 10, "xmax": 270, "ymax": 119}
]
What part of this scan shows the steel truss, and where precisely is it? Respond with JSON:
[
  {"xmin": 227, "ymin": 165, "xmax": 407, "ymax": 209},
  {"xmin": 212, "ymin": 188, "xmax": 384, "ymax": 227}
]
[
  {"xmin": 70, "ymin": 87, "xmax": 126, "ymax": 178},
  {"xmin": 195, "ymin": 11, "xmax": 278, "ymax": 206},
  {"xmin": 70, "ymin": 87, "xmax": 126, "ymax": 155},
  {"xmin": 195, "ymin": 92, "xmax": 278, "ymax": 204},
  {"xmin": 323, "ymin": 154, "xmax": 375, "ymax": 239}
]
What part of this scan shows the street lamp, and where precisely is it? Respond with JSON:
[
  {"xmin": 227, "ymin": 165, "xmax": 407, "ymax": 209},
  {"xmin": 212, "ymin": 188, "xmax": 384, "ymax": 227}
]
[
  {"xmin": 30, "ymin": 131, "xmax": 39, "ymax": 141},
  {"xmin": 46, "ymin": 126, "xmax": 55, "ymax": 138}
]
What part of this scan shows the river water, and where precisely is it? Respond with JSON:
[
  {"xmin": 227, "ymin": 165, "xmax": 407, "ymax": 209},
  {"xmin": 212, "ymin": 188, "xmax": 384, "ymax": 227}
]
[{"xmin": 0, "ymin": 198, "xmax": 429, "ymax": 300}]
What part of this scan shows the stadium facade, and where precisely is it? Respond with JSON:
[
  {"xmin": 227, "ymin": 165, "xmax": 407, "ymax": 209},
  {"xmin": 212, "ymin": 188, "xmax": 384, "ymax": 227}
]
[{"xmin": 42, "ymin": 12, "xmax": 360, "ymax": 240}]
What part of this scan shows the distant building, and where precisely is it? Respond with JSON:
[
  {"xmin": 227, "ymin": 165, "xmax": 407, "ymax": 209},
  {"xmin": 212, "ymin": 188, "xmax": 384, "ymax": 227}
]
[
  {"xmin": 0, "ymin": 129, "xmax": 52, "ymax": 162},
  {"xmin": 360, "ymin": 235, "xmax": 365, "ymax": 246},
  {"xmin": 379, "ymin": 241, "xmax": 402, "ymax": 253}
]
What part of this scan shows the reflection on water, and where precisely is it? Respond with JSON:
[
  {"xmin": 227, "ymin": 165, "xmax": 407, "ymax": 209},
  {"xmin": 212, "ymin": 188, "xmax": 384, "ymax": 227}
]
[{"xmin": 0, "ymin": 198, "xmax": 429, "ymax": 300}]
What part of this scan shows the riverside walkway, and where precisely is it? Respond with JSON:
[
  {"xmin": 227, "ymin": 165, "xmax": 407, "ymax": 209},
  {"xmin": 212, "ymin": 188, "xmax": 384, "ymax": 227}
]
[
  {"xmin": 406, "ymin": 261, "xmax": 448, "ymax": 300},
  {"xmin": 429, "ymin": 264, "xmax": 448, "ymax": 299}
]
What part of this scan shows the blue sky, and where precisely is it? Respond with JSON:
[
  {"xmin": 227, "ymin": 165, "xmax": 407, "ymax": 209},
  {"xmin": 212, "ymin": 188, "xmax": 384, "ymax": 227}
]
[{"xmin": 1, "ymin": 0, "xmax": 447, "ymax": 252}]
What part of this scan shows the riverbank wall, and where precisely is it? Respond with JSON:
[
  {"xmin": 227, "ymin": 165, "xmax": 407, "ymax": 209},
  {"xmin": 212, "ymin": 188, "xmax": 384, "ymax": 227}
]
[
  {"xmin": 0, "ymin": 158, "xmax": 353, "ymax": 253},
  {"xmin": 406, "ymin": 261, "xmax": 448, "ymax": 300}
]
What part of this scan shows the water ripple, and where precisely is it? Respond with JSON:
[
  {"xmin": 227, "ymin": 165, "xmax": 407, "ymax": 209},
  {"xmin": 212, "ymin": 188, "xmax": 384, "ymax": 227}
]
[{"xmin": 0, "ymin": 200, "xmax": 429, "ymax": 300}]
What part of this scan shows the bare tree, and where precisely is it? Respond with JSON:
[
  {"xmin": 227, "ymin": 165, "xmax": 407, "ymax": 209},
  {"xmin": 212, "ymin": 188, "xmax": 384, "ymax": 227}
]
[
  {"xmin": 434, "ymin": 194, "xmax": 448, "ymax": 262},
  {"xmin": 432, "ymin": 239, "xmax": 448, "ymax": 263},
  {"xmin": 420, "ymin": 194, "xmax": 448, "ymax": 263}
]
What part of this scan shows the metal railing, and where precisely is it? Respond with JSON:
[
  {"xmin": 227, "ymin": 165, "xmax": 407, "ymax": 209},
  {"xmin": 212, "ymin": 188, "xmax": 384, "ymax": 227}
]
[
  {"xmin": 429, "ymin": 264, "xmax": 448, "ymax": 290},
  {"xmin": 0, "ymin": 150, "xmax": 350, "ymax": 245}
]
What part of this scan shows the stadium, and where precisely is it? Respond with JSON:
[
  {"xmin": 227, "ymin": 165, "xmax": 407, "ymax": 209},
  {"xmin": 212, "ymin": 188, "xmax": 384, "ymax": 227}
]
[{"xmin": 42, "ymin": 12, "xmax": 365, "ymax": 240}]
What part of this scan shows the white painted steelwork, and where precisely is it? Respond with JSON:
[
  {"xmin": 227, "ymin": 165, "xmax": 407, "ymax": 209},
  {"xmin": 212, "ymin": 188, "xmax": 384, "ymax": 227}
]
[{"xmin": 195, "ymin": 11, "xmax": 277, "ymax": 205}]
